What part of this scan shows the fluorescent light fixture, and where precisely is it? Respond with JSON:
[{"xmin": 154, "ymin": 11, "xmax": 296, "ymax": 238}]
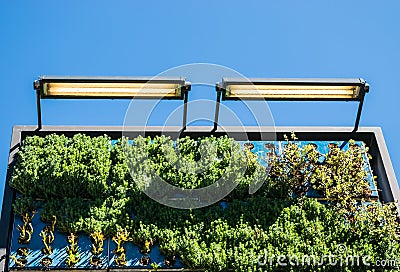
[
  {"xmin": 218, "ymin": 78, "xmax": 368, "ymax": 101},
  {"xmin": 34, "ymin": 76, "xmax": 191, "ymax": 130},
  {"xmin": 35, "ymin": 76, "xmax": 189, "ymax": 99},
  {"xmin": 213, "ymin": 78, "xmax": 370, "ymax": 132}
]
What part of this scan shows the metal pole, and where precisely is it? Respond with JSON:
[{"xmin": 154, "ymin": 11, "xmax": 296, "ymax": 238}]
[
  {"xmin": 213, "ymin": 89, "xmax": 222, "ymax": 132},
  {"xmin": 182, "ymin": 89, "xmax": 189, "ymax": 132},
  {"xmin": 36, "ymin": 89, "xmax": 42, "ymax": 130},
  {"xmin": 353, "ymin": 91, "xmax": 366, "ymax": 133}
]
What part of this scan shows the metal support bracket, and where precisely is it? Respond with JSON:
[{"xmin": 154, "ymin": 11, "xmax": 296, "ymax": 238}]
[
  {"xmin": 212, "ymin": 87, "xmax": 222, "ymax": 132},
  {"xmin": 353, "ymin": 92, "xmax": 366, "ymax": 133},
  {"xmin": 180, "ymin": 85, "xmax": 190, "ymax": 133},
  {"xmin": 36, "ymin": 89, "xmax": 42, "ymax": 131}
]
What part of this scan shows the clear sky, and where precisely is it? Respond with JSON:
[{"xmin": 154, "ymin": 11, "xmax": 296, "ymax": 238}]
[{"xmin": 1, "ymin": 1, "xmax": 400, "ymax": 206}]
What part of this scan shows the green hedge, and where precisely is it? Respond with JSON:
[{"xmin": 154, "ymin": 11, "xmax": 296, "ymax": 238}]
[
  {"xmin": 10, "ymin": 133, "xmax": 400, "ymax": 271},
  {"xmin": 10, "ymin": 134, "xmax": 111, "ymax": 200}
]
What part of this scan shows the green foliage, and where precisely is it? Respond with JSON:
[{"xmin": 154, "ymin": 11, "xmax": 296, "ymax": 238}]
[
  {"xmin": 10, "ymin": 134, "xmax": 111, "ymax": 200},
  {"xmin": 9, "ymin": 133, "xmax": 400, "ymax": 271},
  {"xmin": 109, "ymin": 137, "xmax": 133, "ymax": 197},
  {"xmin": 121, "ymin": 135, "xmax": 255, "ymax": 201},
  {"xmin": 264, "ymin": 132, "xmax": 321, "ymax": 198},
  {"xmin": 130, "ymin": 221, "xmax": 157, "ymax": 253},
  {"xmin": 83, "ymin": 196, "xmax": 132, "ymax": 237},
  {"xmin": 264, "ymin": 199, "xmax": 400, "ymax": 271},
  {"xmin": 40, "ymin": 196, "xmax": 132, "ymax": 237},
  {"xmin": 12, "ymin": 196, "xmax": 37, "ymax": 217},
  {"xmin": 309, "ymin": 140, "xmax": 373, "ymax": 214},
  {"xmin": 158, "ymin": 228, "xmax": 180, "ymax": 258},
  {"xmin": 40, "ymin": 198, "xmax": 86, "ymax": 233}
]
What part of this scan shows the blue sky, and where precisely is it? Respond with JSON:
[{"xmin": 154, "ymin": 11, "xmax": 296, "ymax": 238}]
[{"xmin": 1, "ymin": 1, "xmax": 400, "ymax": 205}]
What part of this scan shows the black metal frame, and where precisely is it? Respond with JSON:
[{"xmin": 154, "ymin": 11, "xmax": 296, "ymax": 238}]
[
  {"xmin": 34, "ymin": 76, "xmax": 191, "ymax": 131},
  {"xmin": 1, "ymin": 125, "xmax": 399, "ymax": 272},
  {"xmin": 213, "ymin": 78, "xmax": 369, "ymax": 132}
]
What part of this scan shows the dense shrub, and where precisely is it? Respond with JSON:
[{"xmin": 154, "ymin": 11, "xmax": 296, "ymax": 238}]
[
  {"xmin": 9, "ymin": 133, "xmax": 400, "ymax": 271},
  {"xmin": 10, "ymin": 134, "xmax": 111, "ymax": 200}
]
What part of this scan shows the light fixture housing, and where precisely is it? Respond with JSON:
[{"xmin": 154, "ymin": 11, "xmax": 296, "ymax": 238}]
[
  {"xmin": 34, "ymin": 76, "xmax": 191, "ymax": 130},
  {"xmin": 35, "ymin": 76, "xmax": 189, "ymax": 100},
  {"xmin": 214, "ymin": 78, "xmax": 369, "ymax": 132},
  {"xmin": 217, "ymin": 78, "xmax": 369, "ymax": 101}
]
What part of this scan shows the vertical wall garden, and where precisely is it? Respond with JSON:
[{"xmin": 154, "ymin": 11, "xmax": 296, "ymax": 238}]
[{"xmin": 7, "ymin": 132, "xmax": 400, "ymax": 272}]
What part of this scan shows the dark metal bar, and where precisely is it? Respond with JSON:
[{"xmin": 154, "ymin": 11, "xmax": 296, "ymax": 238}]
[
  {"xmin": 38, "ymin": 75, "xmax": 186, "ymax": 84},
  {"xmin": 0, "ymin": 176, "xmax": 14, "ymax": 272},
  {"xmin": 220, "ymin": 97, "xmax": 361, "ymax": 102},
  {"xmin": 36, "ymin": 89, "xmax": 42, "ymax": 130},
  {"xmin": 213, "ymin": 88, "xmax": 222, "ymax": 132},
  {"xmin": 353, "ymin": 91, "xmax": 366, "ymax": 132},
  {"xmin": 181, "ymin": 89, "xmax": 189, "ymax": 132},
  {"xmin": 221, "ymin": 77, "xmax": 366, "ymax": 88},
  {"xmin": 0, "ymin": 127, "xmax": 22, "ymax": 272}
]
